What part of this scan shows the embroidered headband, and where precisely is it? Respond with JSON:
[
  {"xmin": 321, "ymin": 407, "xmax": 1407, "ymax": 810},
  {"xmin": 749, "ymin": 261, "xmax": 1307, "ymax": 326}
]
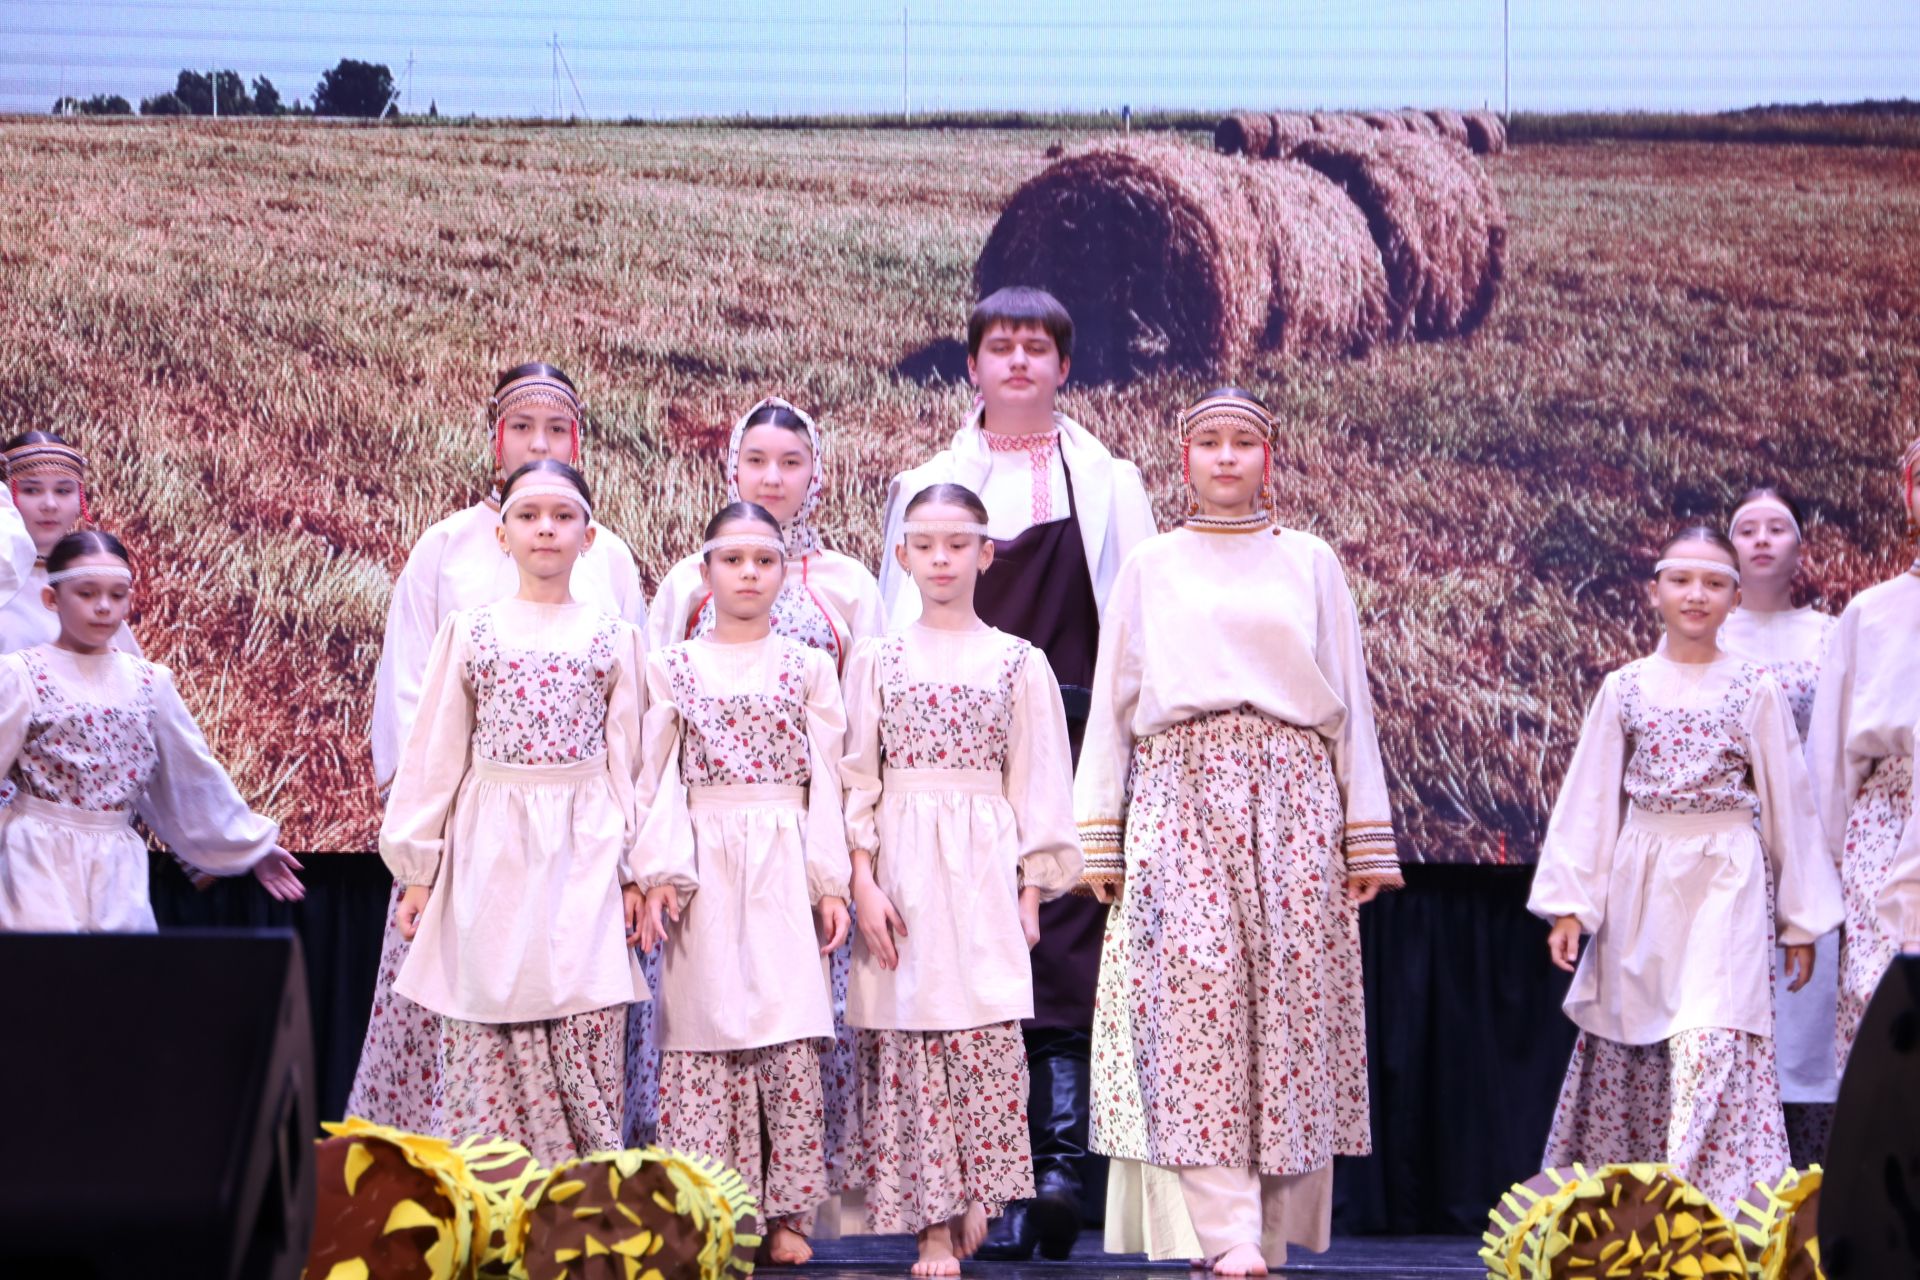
[
  {"xmin": 491, "ymin": 378, "xmax": 581, "ymax": 419},
  {"xmin": 700, "ymin": 533, "xmax": 787, "ymax": 558},
  {"xmin": 5, "ymin": 441, "xmax": 86, "ymax": 480},
  {"xmin": 900, "ymin": 520, "xmax": 991, "ymax": 538},
  {"xmin": 47, "ymin": 564, "xmax": 131, "ymax": 585},
  {"xmin": 499, "ymin": 481, "xmax": 592, "ymax": 523},
  {"xmin": 1654, "ymin": 556, "xmax": 1741, "ymax": 585},
  {"xmin": 1176, "ymin": 394, "xmax": 1275, "ymax": 444},
  {"xmin": 1728, "ymin": 497, "xmax": 1800, "ymax": 541}
]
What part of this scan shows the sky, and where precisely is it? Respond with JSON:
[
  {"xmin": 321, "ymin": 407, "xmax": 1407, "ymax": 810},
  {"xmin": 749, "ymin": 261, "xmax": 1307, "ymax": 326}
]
[{"xmin": 2, "ymin": 0, "xmax": 1915, "ymax": 119}]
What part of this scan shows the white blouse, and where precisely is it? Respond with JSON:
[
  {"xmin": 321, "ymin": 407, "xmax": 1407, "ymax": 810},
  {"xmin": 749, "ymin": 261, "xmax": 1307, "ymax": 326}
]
[
  {"xmin": 1075, "ymin": 521, "xmax": 1398, "ymax": 878},
  {"xmin": 841, "ymin": 624, "xmax": 1081, "ymax": 1030},
  {"xmin": 370, "ymin": 500, "xmax": 649, "ymax": 788},
  {"xmin": 647, "ymin": 547, "xmax": 883, "ymax": 674},
  {"xmin": 1717, "ymin": 605, "xmax": 1835, "ymax": 741},
  {"xmin": 1806, "ymin": 573, "xmax": 1920, "ymax": 866}
]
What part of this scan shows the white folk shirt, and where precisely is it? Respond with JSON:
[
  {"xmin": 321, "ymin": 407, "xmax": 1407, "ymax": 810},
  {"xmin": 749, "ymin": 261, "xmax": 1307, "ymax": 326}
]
[
  {"xmin": 1806, "ymin": 573, "xmax": 1920, "ymax": 869},
  {"xmin": 370, "ymin": 500, "xmax": 650, "ymax": 789},
  {"xmin": 380, "ymin": 599, "xmax": 650, "ymax": 1025},
  {"xmin": 648, "ymin": 548, "xmax": 883, "ymax": 675},
  {"xmin": 633, "ymin": 634, "xmax": 851, "ymax": 1052},
  {"xmin": 876, "ymin": 410, "xmax": 1157, "ymax": 629},
  {"xmin": 0, "ymin": 492, "xmax": 34, "ymax": 612},
  {"xmin": 841, "ymin": 624, "xmax": 1081, "ymax": 1031},
  {"xmin": 1074, "ymin": 520, "xmax": 1399, "ymax": 878},
  {"xmin": 1528, "ymin": 653, "xmax": 1844, "ymax": 1044}
]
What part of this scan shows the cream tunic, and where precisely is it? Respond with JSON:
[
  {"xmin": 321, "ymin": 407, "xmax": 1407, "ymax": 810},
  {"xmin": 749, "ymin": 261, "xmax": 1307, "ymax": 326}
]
[
  {"xmin": 648, "ymin": 548, "xmax": 883, "ymax": 675},
  {"xmin": 380, "ymin": 599, "xmax": 649, "ymax": 1025},
  {"xmin": 1881, "ymin": 791, "xmax": 1920, "ymax": 945},
  {"xmin": 370, "ymin": 500, "xmax": 649, "ymax": 788},
  {"xmin": 634, "ymin": 634, "xmax": 851, "ymax": 1052},
  {"xmin": 841, "ymin": 624, "xmax": 1081, "ymax": 1031},
  {"xmin": 1805, "ymin": 573, "xmax": 1920, "ymax": 868},
  {"xmin": 0, "ymin": 645, "xmax": 280, "ymax": 931},
  {"xmin": 1718, "ymin": 603, "xmax": 1842, "ymax": 1103},
  {"xmin": 877, "ymin": 410, "xmax": 1157, "ymax": 629},
  {"xmin": 0, "ymin": 562, "xmax": 141, "ymax": 657},
  {"xmin": 1528, "ymin": 654, "xmax": 1844, "ymax": 1044},
  {"xmin": 0, "ymin": 493, "xmax": 32, "ymax": 607},
  {"xmin": 1074, "ymin": 523, "xmax": 1398, "ymax": 876}
]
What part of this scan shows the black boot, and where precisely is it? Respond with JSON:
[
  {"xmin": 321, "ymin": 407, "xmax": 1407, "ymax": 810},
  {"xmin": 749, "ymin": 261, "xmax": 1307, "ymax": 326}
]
[
  {"xmin": 972, "ymin": 1200, "xmax": 1037, "ymax": 1261},
  {"xmin": 975, "ymin": 1043, "xmax": 1063, "ymax": 1261},
  {"xmin": 1027, "ymin": 1032, "xmax": 1090, "ymax": 1260}
]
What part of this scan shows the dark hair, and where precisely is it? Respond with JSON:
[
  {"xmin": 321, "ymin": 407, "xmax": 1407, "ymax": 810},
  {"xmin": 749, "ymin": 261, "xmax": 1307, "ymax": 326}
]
[
  {"xmin": 1189, "ymin": 385, "xmax": 1270, "ymax": 414},
  {"xmin": 967, "ymin": 286, "xmax": 1074, "ymax": 361},
  {"xmin": 1732, "ymin": 486, "xmax": 1806, "ymax": 535},
  {"xmin": 2, "ymin": 429, "xmax": 71, "ymax": 453},
  {"xmin": 500, "ymin": 459, "xmax": 591, "ymax": 507},
  {"xmin": 740, "ymin": 402, "xmax": 814, "ymax": 445},
  {"xmin": 494, "ymin": 362, "xmax": 577, "ymax": 395},
  {"xmin": 46, "ymin": 529, "xmax": 130, "ymax": 576},
  {"xmin": 1655, "ymin": 524, "xmax": 1739, "ymax": 576},
  {"xmin": 904, "ymin": 483, "xmax": 990, "ymax": 525},
  {"xmin": 701, "ymin": 501, "xmax": 783, "ymax": 560}
]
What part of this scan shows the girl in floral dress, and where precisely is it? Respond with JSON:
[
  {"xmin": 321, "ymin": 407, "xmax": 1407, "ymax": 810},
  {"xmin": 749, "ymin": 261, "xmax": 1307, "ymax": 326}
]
[
  {"xmin": 0, "ymin": 432, "xmax": 140, "ymax": 655},
  {"xmin": 1077, "ymin": 389, "xmax": 1401, "ymax": 1277},
  {"xmin": 636, "ymin": 501, "xmax": 852, "ymax": 1265},
  {"xmin": 381, "ymin": 460, "xmax": 650, "ymax": 1165},
  {"xmin": 1718, "ymin": 487, "xmax": 1842, "ymax": 1164},
  {"xmin": 1531, "ymin": 527, "xmax": 1844, "ymax": 1209},
  {"xmin": 356, "ymin": 362, "xmax": 650, "ymax": 1136},
  {"xmin": 0, "ymin": 531, "xmax": 303, "ymax": 931},
  {"xmin": 1807, "ymin": 438, "xmax": 1920, "ymax": 1080},
  {"xmin": 841, "ymin": 483, "xmax": 1080, "ymax": 1276},
  {"xmin": 648, "ymin": 397, "xmax": 883, "ymax": 1176}
]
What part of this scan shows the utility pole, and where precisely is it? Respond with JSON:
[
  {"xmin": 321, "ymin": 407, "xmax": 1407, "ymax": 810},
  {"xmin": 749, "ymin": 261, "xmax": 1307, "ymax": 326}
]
[
  {"xmin": 1502, "ymin": 0, "xmax": 1510, "ymax": 120},
  {"xmin": 405, "ymin": 49, "xmax": 415, "ymax": 114},
  {"xmin": 551, "ymin": 32, "xmax": 560, "ymax": 118},
  {"xmin": 902, "ymin": 7, "xmax": 910, "ymax": 121},
  {"xmin": 554, "ymin": 37, "xmax": 588, "ymax": 119},
  {"xmin": 211, "ymin": 64, "xmax": 218, "ymax": 117}
]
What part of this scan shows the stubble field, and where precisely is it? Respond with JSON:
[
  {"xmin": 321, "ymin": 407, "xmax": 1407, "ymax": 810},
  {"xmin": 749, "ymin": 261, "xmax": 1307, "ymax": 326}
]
[{"xmin": 0, "ymin": 118, "xmax": 1915, "ymax": 856}]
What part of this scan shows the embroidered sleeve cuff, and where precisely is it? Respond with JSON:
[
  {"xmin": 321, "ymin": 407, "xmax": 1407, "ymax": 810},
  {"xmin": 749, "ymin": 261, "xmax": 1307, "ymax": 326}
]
[
  {"xmin": 1343, "ymin": 822, "xmax": 1401, "ymax": 881},
  {"xmin": 1078, "ymin": 818, "xmax": 1125, "ymax": 884}
]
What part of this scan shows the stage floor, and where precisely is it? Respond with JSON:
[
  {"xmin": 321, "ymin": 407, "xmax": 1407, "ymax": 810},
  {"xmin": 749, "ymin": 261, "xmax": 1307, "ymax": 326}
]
[{"xmin": 811, "ymin": 1231, "xmax": 1483, "ymax": 1277}]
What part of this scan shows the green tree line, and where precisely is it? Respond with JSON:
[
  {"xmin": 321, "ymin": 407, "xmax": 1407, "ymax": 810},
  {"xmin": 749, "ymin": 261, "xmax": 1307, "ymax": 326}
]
[{"xmin": 53, "ymin": 60, "xmax": 410, "ymax": 119}]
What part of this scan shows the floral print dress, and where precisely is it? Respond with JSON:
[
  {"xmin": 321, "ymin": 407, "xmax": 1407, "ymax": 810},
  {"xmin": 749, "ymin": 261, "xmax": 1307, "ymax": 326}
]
[
  {"xmin": 0, "ymin": 644, "xmax": 280, "ymax": 933},
  {"xmin": 375, "ymin": 599, "xmax": 649, "ymax": 1166}
]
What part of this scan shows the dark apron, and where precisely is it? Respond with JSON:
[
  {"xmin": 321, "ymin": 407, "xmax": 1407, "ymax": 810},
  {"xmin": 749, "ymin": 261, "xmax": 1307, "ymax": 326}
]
[{"xmin": 972, "ymin": 458, "xmax": 1105, "ymax": 1031}]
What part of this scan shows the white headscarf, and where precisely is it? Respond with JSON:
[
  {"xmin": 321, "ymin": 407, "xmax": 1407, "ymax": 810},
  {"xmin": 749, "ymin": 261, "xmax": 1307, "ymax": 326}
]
[{"xmin": 726, "ymin": 396, "xmax": 824, "ymax": 559}]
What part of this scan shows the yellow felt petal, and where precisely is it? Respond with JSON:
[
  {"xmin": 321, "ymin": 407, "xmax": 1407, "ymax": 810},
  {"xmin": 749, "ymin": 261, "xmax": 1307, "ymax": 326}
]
[
  {"xmin": 343, "ymin": 1143, "xmax": 375, "ymax": 1197},
  {"xmin": 550, "ymin": 1179, "xmax": 588, "ymax": 1203},
  {"xmin": 324, "ymin": 1262, "xmax": 371, "ymax": 1280},
  {"xmin": 586, "ymin": 1235, "xmax": 611, "ymax": 1256},
  {"xmin": 385, "ymin": 1199, "xmax": 443, "ymax": 1234},
  {"xmin": 612, "ymin": 1232, "xmax": 654, "ymax": 1257}
]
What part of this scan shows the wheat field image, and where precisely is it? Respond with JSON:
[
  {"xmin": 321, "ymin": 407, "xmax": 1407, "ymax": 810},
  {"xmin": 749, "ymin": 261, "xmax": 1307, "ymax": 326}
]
[{"xmin": 1, "ymin": 119, "xmax": 1915, "ymax": 856}]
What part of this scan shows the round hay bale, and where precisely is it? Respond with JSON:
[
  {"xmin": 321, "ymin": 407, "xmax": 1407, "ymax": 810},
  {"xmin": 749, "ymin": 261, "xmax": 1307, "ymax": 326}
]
[
  {"xmin": 1266, "ymin": 112, "xmax": 1317, "ymax": 157},
  {"xmin": 1463, "ymin": 109, "xmax": 1508, "ymax": 154},
  {"xmin": 973, "ymin": 140, "xmax": 1389, "ymax": 378},
  {"xmin": 1396, "ymin": 109, "xmax": 1442, "ymax": 136},
  {"xmin": 1426, "ymin": 108, "xmax": 1471, "ymax": 145},
  {"xmin": 1290, "ymin": 129, "xmax": 1507, "ymax": 341},
  {"xmin": 1312, "ymin": 111, "xmax": 1366, "ymax": 133},
  {"xmin": 1360, "ymin": 110, "xmax": 1407, "ymax": 132},
  {"xmin": 1213, "ymin": 111, "xmax": 1275, "ymax": 157}
]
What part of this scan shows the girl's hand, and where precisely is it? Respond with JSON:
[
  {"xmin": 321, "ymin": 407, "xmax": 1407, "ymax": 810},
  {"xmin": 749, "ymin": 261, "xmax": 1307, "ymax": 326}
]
[
  {"xmin": 622, "ymin": 884, "xmax": 647, "ymax": 947},
  {"xmin": 1087, "ymin": 878, "xmax": 1124, "ymax": 906},
  {"xmin": 1019, "ymin": 885, "xmax": 1042, "ymax": 950},
  {"xmin": 397, "ymin": 883, "xmax": 431, "ymax": 941},
  {"xmin": 1346, "ymin": 874, "xmax": 1398, "ymax": 905},
  {"xmin": 852, "ymin": 877, "xmax": 907, "ymax": 970},
  {"xmin": 1783, "ymin": 942, "xmax": 1815, "ymax": 992},
  {"xmin": 1548, "ymin": 916, "xmax": 1583, "ymax": 972},
  {"xmin": 816, "ymin": 895, "xmax": 851, "ymax": 954},
  {"xmin": 252, "ymin": 846, "xmax": 305, "ymax": 903},
  {"xmin": 640, "ymin": 885, "xmax": 681, "ymax": 954}
]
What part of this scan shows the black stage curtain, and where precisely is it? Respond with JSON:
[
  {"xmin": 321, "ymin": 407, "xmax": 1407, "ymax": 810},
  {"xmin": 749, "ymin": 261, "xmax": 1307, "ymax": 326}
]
[{"xmin": 151, "ymin": 854, "xmax": 1572, "ymax": 1236}]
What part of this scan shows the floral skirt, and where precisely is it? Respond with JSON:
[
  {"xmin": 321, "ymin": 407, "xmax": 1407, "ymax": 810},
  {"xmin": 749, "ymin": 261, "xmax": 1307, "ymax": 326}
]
[
  {"xmin": 849, "ymin": 1022, "xmax": 1034, "ymax": 1233},
  {"xmin": 1090, "ymin": 708, "xmax": 1370, "ymax": 1176},
  {"xmin": 343, "ymin": 881, "xmax": 445, "ymax": 1133},
  {"xmin": 1543, "ymin": 1027, "xmax": 1789, "ymax": 1212},
  {"xmin": 441, "ymin": 1003, "xmax": 626, "ymax": 1167},
  {"xmin": 1837, "ymin": 754, "xmax": 1911, "ymax": 1071},
  {"xmin": 658, "ymin": 1039, "xmax": 829, "ymax": 1230}
]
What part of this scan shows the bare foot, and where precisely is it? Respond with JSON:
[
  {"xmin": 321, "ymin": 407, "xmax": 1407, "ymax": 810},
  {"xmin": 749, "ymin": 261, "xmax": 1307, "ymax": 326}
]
[
  {"xmin": 913, "ymin": 1224, "xmax": 961, "ymax": 1277},
  {"xmin": 949, "ymin": 1204, "xmax": 989, "ymax": 1259},
  {"xmin": 766, "ymin": 1223, "xmax": 813, "ymax": 1266},
  {"xmin": 1210, "ymin": 1244, "xmax": 1267, "ymax": 1277}
]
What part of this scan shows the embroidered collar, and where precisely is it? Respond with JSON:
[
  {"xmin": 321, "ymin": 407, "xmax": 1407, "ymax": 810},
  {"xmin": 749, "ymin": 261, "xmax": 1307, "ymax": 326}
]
[{"xmin": 1183, "ymin": 511, "xmax": 1276, "ymax": 535}]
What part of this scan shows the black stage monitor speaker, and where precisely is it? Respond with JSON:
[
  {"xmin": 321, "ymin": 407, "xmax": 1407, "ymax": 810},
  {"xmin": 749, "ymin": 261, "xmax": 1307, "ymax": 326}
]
[
  {"xmin": 1823, "ymin": 951, "xmax": 1920, "ymax": 1277},
  {"xmin": 0, "ymin": 929, "xmax": 316, "ymax": 1280}
]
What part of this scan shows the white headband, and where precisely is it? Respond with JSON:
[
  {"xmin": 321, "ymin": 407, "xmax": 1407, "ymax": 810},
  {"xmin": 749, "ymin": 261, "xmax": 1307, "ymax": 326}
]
[
  {"xmin": 1728, "ymin": 498, "xmax": 1800, "ymax": 541},
  {"xmin": 500, "ymin": 482, "xmax": 592, "ymax": 523},
  {"xmin": 900, "ymin": 520, "xmax": 991, "ymax": 538},
  {"xmin": 700, "ymin": 533, "xmax": 787, "ymax": 558},
  {"xmin": 46, "ymin": 565, "xmax": 132, "ymax": 585},
  {"xmin": 1654, "ymin": 557, "xmax": 1741, "ymax": 585}
]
